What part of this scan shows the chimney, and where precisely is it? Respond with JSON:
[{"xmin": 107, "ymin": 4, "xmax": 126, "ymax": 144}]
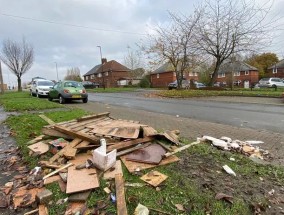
[{"xmin": 101, "ymin": 58, "xmax": 107, "ymax": 64}]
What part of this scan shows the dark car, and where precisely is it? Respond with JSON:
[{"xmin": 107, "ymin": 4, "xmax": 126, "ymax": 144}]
[
  {"xmin": 48, "ymin": 80, "xmax": 88, "ymax": 104},
  {"xmin": 82, "ymin": 81, "xmax": 100, "ymax": 89}
]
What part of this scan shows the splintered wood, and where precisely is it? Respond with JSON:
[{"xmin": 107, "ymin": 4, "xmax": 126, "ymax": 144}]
[{"xmin": 115, "ymin": 174, "xmax": 128, "ymax": 215}]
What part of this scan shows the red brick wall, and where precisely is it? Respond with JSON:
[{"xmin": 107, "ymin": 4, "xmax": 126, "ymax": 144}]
[
  {"xmin": 267, "ymin": 68, "xmax": 284, "ymax": 78},
  {"xmin": 216, "ymin": 70, "xmax": 259, "ymax": 87},
  {"xmin": 151, "ymin": 72, "xmax": 176, "ymax": 87},
  {"xmin": 84, "ymin": 71, "xmax": 129, "ymax": 87}
]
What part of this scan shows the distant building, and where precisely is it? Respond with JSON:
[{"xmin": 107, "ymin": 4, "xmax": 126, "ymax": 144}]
[
  {"xmin": 83, "ymin": 59, "xmax": 130, "ymax": 88},
  {"xmin": 215, "ymin": 61, "xmax": 259, "ymax": 88},
  {"xmin": 150, "ymin": 62, "xmax": 199, "ymax": 88},
  {"xmin": 267, "ymin": 59, "xmax": 284, "ymax": 78}
]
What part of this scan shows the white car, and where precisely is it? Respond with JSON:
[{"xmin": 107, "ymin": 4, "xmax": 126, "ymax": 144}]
[
  {"xmin": 30, "ymin": 79, "xmax": 54, "ymax": 98},
  {"xmin": 258, "ymin": 78, "xmax": 284, "ymax": 88}
]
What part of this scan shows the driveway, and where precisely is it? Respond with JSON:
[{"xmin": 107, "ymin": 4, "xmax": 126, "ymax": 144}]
[{"xmin": 68, "ymin": 93, "xmax": 284, "ymax": 166}]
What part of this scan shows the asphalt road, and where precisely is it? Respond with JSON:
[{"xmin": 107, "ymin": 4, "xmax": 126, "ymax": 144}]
[{"xmin": 88, "ymin": 91, "xmax": 284, "ymax": 134}]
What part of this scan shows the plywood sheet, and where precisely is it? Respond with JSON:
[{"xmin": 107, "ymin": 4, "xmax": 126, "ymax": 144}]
[
  {"xmin": 120, "ymin": 155, "xmax": 180, "ymax": 173},
  {"xmin": 39, "ymin": 204, "xmax": 48, "ymax": 215},
  {"xmin": 115, "ymin": 173, "xmax": 128, "ymax": 215},
  {"xmin": 142, "ymin": 126, "xmax": 158, "ymax": 136},
  {"xmin": 140, "ymin": 171, "xmax": 168, "ymax": 187},
  {"xmin": 13, "ymin": 187, "xmax": 43, "ymax": 209},
  {"xmin": 126, "ymin": 143, "xmax": 166, "ymax": 164},
  {"xmin": 66, "ymin": 153, "xmax": 99, "ymax": 194},
  {"xmin": 28, "ymin": 142, "xmax": 49, "ymax": 155},
  {"xmin": 104, "ymin": 160, "xmax": 123, "ymax": 180}
]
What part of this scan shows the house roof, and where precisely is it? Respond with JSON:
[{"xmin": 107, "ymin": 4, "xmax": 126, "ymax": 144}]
[
  {"xmin": 152, "ymin": 62, "xmax": 176, "ymax": 74},
  {"xmin": 268, "ymin": 59, "xmax": 284, "ymax": 69},
  {"xmin": 218, "ymin": 61, "xmax": 258, "ymax": 73},
  {"xmin": 83, "ymin": 60, "xmax": 130, "ymax": 76},
  {"xmin": 83, "ymin": 64, "xmax": 100, "ymax": 77}
]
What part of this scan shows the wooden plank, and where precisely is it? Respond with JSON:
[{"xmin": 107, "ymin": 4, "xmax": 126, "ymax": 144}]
[
  {"xmin": 43, "ymin": 163, "xmax": 73, "ymax": 180},
  {"xmin": 76, "ymin": 112, "xmax": 110, "ymax": 122},
  {"xmin": 116, "ymin": 143, "xmax": 152, "ymax": 157},
  {"xmin": 39, "ymin": 161, "xmax": 61, "ymax": 169},
  {"xmin": 104, "ymin": 160, "xmax": 123, "ymax": 180},
  {"xmin": 63, "ymin": 147, "xmax": 77, "ymax": 159},
  {"xmin": 140, "ymin": 171, "xmax": 168, "ymax": 187},
  {"xmin": 38, "ymin": 204, "xmax": 48, "ymax": 215},
  {"xmin": 38, "ymin": 114, "xmax": 55, "ymax": 125},
  {"xmin": 142, "ymin": 126, "xmax": 158, "ymax": 136},
  {"xmin": 66, "ymin": 153, "xmax": 99, "ymax": 194},
  {"xmin": 42, "ymin": 127, "xmax": 72, "ymax": 139},
  {"xmin": 26, "ymin": 135, "xmax": 45, "ymax": 145},
  {"xmin": 49, "ymin": 138, "xmax": 82, "ymax": 163},
  {"xmin": 58, "ymin": 179, "xmax": 66, "ymax": 192},
  {"xmin": 67, "ymin": 117, "xmax": 110, "ymax": 130},
  {"xmin": 164, "ymin": 141, "xmax": 200, "ymax": 157},
  {"xmin": 120, "ymin": 155, "xmax": 180, "ymax": 173},
  {"xmin": 156, "ymin": 140, "xmax": 173, "ymax": 152},
  {"xmin": 28, "ymin": 142, "xmax": 49, "ymax": 155},
  {"xmin": 43, "ymin": 175, "xmax": 61, "ymax": 185},
  {"xmin": 107, "ymin": 137, "xmax": 153, "ymax": 152},
  {"xmin": 115, "ymin": 173, "xmax": 128, "ymax": 215},
  {"xmin": 74, "ymin": 140, "xmax": 90, "ymax": 148},
  {"xmin": 54, "ymin": 125, "xmax": 100, "ymax": 144}
]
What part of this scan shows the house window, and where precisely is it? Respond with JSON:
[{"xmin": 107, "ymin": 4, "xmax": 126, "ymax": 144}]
[
  {"xmin": 173, "ymin": 72, "xmax": 176, "ymax": 77},
  {"xmin": 234, "ymin": 71, "xmax": 240, "ymax": 76},
  {"xmin": 218, "ymin": 73, "xmax": 225, "ymax": 78},
  {"xmin": 105, "ymin": 72, "xmax": 108, "ymax": 76},
  {"xmin": 194, "ymin": 72, "xmax": 198, "ymax": 77},
  {"xmin": 91, "ymin": 75, "xmax": 95, "ymax": 79},
  {"xmin": 98, "ymin": 73, "xmax": 102, "ymax": 78},
  {"xmin": 189, "ymin": 72, "xmax": 193, "ymax": 76},
  {"xmin": 273, "ymin": 68, "xmax": 278, "ymax": 74},
  {"xmin": 245, "ymin": 71, "xmax": 249, "ymax": 75},
  {"xmin": 157, "ymin": 74, "xmax": 159, "ymax": 78},
  {"xmin": 86, "ymin": 76, "xmax": 89, "ymax": 80}
]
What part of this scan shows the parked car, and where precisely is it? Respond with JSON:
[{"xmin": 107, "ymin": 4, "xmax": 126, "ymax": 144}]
[
  {"xmin": 30, "ymin": 79, "xmax": 54, "ymax": 98},
  {"xmin": 48, "ymin": 80, "xmax": 88, "ymax": 104},
  {"xmin": 168, "ymin": 80, "xmax": 189, "ymax": 90},
  {"xmin": 82, "ymin": 81, "xmax": 100, "ymax": 89},
  {"xmin": 195, "ymin": 82, "xmax": 206, "ymax": 89},
  {"xmin": 258, "ymin": 78, "xmax": 284, "ymax": 88}
]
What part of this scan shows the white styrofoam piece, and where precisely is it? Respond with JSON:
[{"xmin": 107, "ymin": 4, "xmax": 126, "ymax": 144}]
[
  {"xmin": 223, "ymin": 165, "xmax": 236, "ymax": 176},
  {"xmin": 92, "ymin": 139, "xmax": 117, "ymax": 171}
]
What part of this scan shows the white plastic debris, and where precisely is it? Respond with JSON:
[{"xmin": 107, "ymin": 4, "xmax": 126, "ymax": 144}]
[
  {"xmin": 245, "ymin": 140, "xmax": 264, "ymax": 145},
  {"xmin": 222, "ymin": 165, "xmax": 236, "ymax": 176},
  {"xmin": 30, "ymin": 166, "xmax": 42, "ymax": 175},
  {"xmin": 220, "ymin": 136, "xmax": 232, "ymax": 143},
  {"xmin": 228, "ymin": 142, "xmax": 240, "ymax": 149},
  {"xmin": 229, "ymin": 157, "xmax": 235, "ymax": 161},
  {"xmin": 92, "ymin": 139, "xmax": 117, "ymax": 171},
  {"xmin": 268, "ymin": 189, "xmax": 275, "ymax": 196},
  {"xmin": 134, "ymin": 203, "xmax": 149, "ymax": 215},
  {"xmin": 202, "ymin": 136, "xmax": 229, "ymax": 150}
]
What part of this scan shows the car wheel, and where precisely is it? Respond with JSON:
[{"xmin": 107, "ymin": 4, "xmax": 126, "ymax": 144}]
[
  {"xmin": 59, "ymin": 95, "xmax": 65, "ymax": 104},
  {"xmin": 36, "ymin": 92, "xmax": 41, "ymax": 98},
  {"xmin": 83, "ymin": 98, "xmax": 88, "ymax": 103}
]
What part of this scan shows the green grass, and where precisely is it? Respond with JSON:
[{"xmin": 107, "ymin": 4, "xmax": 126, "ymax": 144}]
[
  {"xmin": 158, "ymin": 88, "xmax": 284, "ymax": 98},
  {"xmin": 88, "ymin": 87, "xmax": 139, "ymax": 93},
  {"xmin": 0, "ymin": 92, "xmax": 62, "ymax": 111}
]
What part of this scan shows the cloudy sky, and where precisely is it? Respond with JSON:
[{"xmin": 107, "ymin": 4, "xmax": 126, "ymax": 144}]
[{"xmin": 0, "ymin": 0, "xmax": 283, "ymax": 87}]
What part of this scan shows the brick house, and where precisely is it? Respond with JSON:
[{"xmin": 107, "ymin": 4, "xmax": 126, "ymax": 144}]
[
  {"xmin": 266, "ymin": 59, "xmax": 284, "ymax": 78},
  {"xmin": 83, "ymin": 59, "xmax": 130, "ymax": 88},
  {"xmin": 150, "ymin": 62, "xmax": 199, "ymax": 88},
  {"xmin": 215, "ymin": 61, "xmax": 259, "ymax": 88}
]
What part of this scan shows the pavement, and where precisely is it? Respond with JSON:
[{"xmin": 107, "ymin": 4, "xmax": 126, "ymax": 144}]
[{"xmin": 69, "ymin": 95, "xmax": 284, "ymax": 166}]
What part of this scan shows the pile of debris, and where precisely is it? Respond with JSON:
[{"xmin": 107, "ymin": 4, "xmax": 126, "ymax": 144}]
[
  {"xmin": 199, "ymin": 135, "xmax": 269, "ymax": 160},
  {"xmin": 0, "ymin": 112, "xmax": 187, "ymax": 214}
]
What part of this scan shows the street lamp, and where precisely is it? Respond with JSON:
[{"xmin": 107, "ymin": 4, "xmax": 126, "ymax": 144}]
[
  {"xmin": 54, "ymin": 62, "xmax": 59, "ymax": 81},
  {"xmin": 97, "ymin": 46, "xmax": 105, "ymax": 89}
]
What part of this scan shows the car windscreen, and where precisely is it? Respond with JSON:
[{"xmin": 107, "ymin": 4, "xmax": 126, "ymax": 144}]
[
  {"xmin": 38, "ymin": 81, "xmax": 54, "ymax": 86},
  {"xmin": 64, "ymin": 82, "xmax": 83, "ymax": 87}
]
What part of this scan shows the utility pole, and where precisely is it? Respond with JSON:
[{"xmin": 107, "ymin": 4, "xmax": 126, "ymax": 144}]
[
  {"xmin": 0, "ymin": 61, "xmax": 4, "ymax": 94},
  {"xmin": 55, "ymin": 62, "xmax": 59, "ymax": 81},
  {"xmin": 97, "ymin": 46, "xmax": 105, "ymax": 89}
]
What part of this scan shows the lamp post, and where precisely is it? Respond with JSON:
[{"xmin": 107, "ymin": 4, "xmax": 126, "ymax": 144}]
[
  {"xmin": 54, "ymin": 62, "xmax": 59, "ymax": 81},
  {"xmin": 97, "ymin": 46, "xmax": 105, "ymax": 89}
]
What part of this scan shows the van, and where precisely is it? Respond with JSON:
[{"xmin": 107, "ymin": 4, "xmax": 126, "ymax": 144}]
[{"xmin": 30, "ymin": 79, "xmax": 54, "ymax": 98}]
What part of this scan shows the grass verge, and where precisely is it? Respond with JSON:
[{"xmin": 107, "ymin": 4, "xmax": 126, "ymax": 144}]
[{"xmin": 0, "ymin": 92, "xmax": 62, "ymax": 111}]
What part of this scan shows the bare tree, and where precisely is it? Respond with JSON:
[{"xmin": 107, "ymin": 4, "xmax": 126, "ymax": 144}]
[
  {"xmin": 0, "ymin": 38, "xmax": 34, "ymax": 91},
  {"xmin": 124, "ymin": 47, "xmax": 145, "ymax": 78},
  {"xmin": 195, "ymin": 0, "xmax": 274, "ymax": 86},
  {"xmin": 142, "ymin": 11, "xmax": 202, "ymax": 89},
  {"xmin": 64, "ymin": 67, "xmax": 82, "ymax": 81}
]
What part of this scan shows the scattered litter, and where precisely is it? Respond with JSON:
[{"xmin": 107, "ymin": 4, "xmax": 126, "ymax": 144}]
[
  {"xmin": 125, "ymin": 183, "xmax": 144, "ymax": 187},
  {"xmin": 245, "ymin": 140, "xmax": 264, "ymax": 145},
  {"xmin": 229, "ymin": 157, "xmax": 235, "ymax": 161},
  {"xmin": 134, "ymin": 203, "xmax": 149, "ymax": 215},
  {"xmin": 104, "ymin": 187, "xmax": 111, "ymax": 194},
  {"xmin": 110, "ymin": 193, "xmax": 116, "ymax": 203},
  {"xmin": 175, "ymin": 204, "xmax": 185, "ymax": 211},
  {"xmin": 140, "ymin": 171, "xmax": 168, "ymax": 187},
  {"xmin": 268, "ymin": 189, "xmax": 275, "ymax": 196},
  {"xmin": 223, "ymin": 165, "xmax": 236, "ymax": 177}
]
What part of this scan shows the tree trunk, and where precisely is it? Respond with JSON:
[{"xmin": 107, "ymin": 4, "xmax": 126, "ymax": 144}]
[
  {"xmin": 17, "ymin": 76, "xmax": 22, "ymax": 92},
  {"xmin": 209, "ymin": 60, "xmax": 221, "ymax": 86}
]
